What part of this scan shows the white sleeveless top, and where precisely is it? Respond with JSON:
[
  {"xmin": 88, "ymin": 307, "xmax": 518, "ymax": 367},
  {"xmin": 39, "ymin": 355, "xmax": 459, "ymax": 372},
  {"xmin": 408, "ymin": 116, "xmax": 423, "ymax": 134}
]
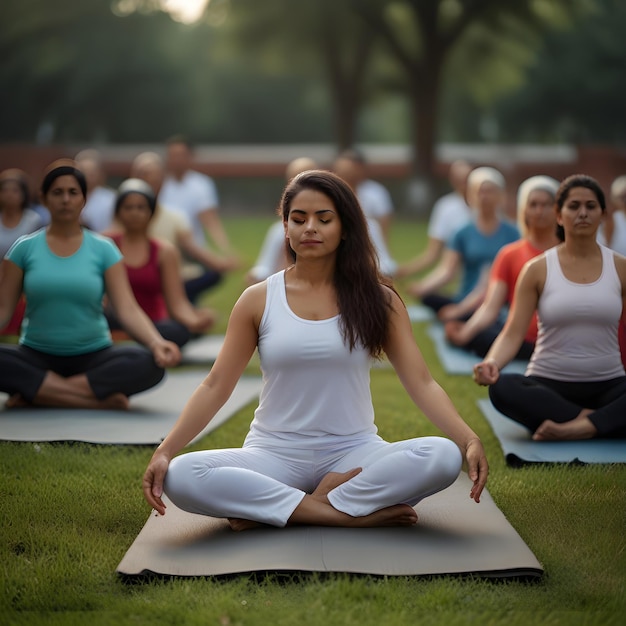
[
  {"xmin": 527, "ymin": 245, "xmax": 624, "ymax": 382},
  {"xmin": 245, "ymin": 270, "xmax": 377, "ymax": 448}
]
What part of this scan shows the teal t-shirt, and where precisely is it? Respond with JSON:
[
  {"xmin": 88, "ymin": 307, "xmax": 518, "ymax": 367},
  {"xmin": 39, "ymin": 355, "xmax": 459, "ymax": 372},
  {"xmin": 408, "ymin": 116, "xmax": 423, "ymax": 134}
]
[{"xmin": 7, "ymin": 229, "xmax": 122, "ymax": 355}]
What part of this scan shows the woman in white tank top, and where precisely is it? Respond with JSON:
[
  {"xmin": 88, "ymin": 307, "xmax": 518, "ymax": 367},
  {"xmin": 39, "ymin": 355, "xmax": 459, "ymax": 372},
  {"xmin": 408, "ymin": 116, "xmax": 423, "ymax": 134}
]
[
  {"xmin": 474, "ymin": 174, "xmax": 626, "ymax": 440},
  {"xmin": 143, "ymin": 170, "xmax": 488, "ymax": 530}
]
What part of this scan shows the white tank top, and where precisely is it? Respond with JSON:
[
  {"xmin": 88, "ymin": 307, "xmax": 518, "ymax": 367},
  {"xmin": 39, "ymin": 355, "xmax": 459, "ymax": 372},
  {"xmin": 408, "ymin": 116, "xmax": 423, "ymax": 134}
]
[
  {"xmin": 245, "ymin": 270, "xmax": 377, "ymax": 448},
  {"xmin": 527, "ymin": 245, "xmax": 625, "ymax": 381}
]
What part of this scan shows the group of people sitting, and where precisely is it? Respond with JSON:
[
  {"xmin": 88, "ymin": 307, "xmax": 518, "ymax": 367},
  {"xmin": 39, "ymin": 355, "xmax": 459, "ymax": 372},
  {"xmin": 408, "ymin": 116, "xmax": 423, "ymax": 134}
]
[
  {"xmin": 0, "ymin": 149, "xmax": 624, "ymax": 531},
  {"xmin": 401, "ymin": 165, "xmax": 626, "ymax": 442}
]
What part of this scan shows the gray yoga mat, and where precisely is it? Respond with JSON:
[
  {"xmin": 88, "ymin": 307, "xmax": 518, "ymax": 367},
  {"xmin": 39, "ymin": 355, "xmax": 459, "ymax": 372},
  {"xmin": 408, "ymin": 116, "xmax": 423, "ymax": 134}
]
[
  {"xmin": 407, "ymin": 304, "xmax": 436, "ymax": 323},
  {"xmin": 116, "ymin": 472, "xmax": 543, "ymax": 580},
  {"xmin": 0, "ymin": 372, "xmax": 262, "ymax": 445},
  {"xmin": 426, "ymin": 324, "xmax": 528, "ymax": 376},
  {"xmin": 181, "ymin": 334, "xmax": 225, "ymax": 365},
  {"xmin": 477, "ymin": 398, "xmax": 626, "ymax": 465}
]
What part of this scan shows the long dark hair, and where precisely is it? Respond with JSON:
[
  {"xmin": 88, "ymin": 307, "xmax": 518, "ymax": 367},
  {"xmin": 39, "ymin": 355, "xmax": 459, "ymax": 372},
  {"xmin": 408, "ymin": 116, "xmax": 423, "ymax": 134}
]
[
  {"xmin": 279, "ymin": 170, "xmax": 398, "ymax": 358},
  {"xmin": 555, "ymin": 174, "xmax": 606, "ymax": 241}
]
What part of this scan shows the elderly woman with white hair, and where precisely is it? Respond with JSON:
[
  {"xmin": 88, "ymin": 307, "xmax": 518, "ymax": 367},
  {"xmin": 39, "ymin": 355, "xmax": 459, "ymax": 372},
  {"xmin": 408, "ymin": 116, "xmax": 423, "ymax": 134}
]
[
  {"xmin": 407, "ymin": 166, "xmax": 519, "ymax": 316},
  {"xmin": 599, "ymin": 175, "xmax": 626, "ymax": 256},
  {"xmin": 444, "ymin": 175, "xmax": 560, "ymax": 358}
]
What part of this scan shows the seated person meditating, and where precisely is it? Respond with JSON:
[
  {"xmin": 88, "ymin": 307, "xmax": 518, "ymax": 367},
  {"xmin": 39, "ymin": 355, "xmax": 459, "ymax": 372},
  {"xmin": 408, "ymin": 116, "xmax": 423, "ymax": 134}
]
[
  {"xmin": 473, "ymin": 174, "xmax": 626, "ymax": 440},
  {"xmin": 407, "ymin": 167, "xmax": 519, "ymax": 320},
  {"xmin": 106, "ymin": 179, "xmax": 216, "ymax": 348},
  {"xmin": 0, "ymin": 168, "xmax": 43, "ymax": 336},
  {"xmin": 0, "ymin": 160, "xmax": 180, "ymax": 409},
  {"xmin": 143, "ymin": 170, "xmax": 488, "ymax": 530},
  {"xmin": 445, "ymin": 175, "xmax": 560, "ymax": 358}
]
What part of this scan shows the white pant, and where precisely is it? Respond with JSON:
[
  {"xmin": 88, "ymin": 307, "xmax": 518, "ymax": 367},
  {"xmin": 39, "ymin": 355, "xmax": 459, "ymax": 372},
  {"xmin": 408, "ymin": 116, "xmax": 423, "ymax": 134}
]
[{"xmin": 164, "ymin": 435, "xmax": 462, "ymax": 527}]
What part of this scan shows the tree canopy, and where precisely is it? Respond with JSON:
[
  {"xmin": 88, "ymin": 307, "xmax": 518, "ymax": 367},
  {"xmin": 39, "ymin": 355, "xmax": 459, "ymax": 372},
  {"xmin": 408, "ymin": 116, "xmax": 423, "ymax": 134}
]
[{"xmin": 1, "ymin": 0, "xmax": 623, "ymax": 189}]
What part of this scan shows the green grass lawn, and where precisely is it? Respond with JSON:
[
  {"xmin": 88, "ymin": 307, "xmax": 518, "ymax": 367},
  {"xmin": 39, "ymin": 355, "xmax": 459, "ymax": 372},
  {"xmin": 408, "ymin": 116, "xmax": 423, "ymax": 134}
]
[{"xmin": 1, "ymin": 215, "xmax": 625, "ymax": 626}]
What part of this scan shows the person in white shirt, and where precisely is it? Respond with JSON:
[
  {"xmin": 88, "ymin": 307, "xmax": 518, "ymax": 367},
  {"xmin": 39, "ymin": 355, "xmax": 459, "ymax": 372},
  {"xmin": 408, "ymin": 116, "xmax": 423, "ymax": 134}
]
[
  {"xmin": 125, "ymin": 152, "xmax": 239, "ymax": 302},
  {"xmin": 598, "ymin": 175, "xmax": 626, "ymax": 256},
  {"xmin": 333, "ymin": 149, "xmax": 394, "ymax": 243},
  {"xmin": 143, "ymin": 169, "xmax": 488, "ymax": 530},
  {"xmin": 397, "ymin": 160, "xmax": 472, "ymax": 278},
  {"xmin": 159, "ymin": 136, "xmax": 234, "ymax": 255},
  {"xmin": 75, "ymin": 149, "xmax": 116, "ymax": 233}
]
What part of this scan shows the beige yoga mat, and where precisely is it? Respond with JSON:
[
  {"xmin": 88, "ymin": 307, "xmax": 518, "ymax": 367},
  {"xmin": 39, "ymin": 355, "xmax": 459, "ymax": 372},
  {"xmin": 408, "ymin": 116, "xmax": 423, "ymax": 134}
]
[
  {"xmin": 0, "ymin": 372, "xmax": 262, "ymax": 445},
  {"xmin": 117, "ymin": 472, "xmax": 543, "ymax": 579}
]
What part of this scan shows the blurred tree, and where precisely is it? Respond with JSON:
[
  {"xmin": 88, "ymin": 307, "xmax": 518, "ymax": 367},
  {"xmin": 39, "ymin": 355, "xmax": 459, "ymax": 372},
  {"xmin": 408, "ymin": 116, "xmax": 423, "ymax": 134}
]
[
  {"xmin": 491, "ymin": 0, "xmax": 626, "ymax": 143},
  {"xmin": 351, "ymin": 0, "xmax": 589, "ymax": 204},
  {"xmin": 0, "ymin": 0, "xmax": 193, "ymax": 142},
  {"xmin": 226, "ymin": 0, "xmax": 379, "ymax": 150}
]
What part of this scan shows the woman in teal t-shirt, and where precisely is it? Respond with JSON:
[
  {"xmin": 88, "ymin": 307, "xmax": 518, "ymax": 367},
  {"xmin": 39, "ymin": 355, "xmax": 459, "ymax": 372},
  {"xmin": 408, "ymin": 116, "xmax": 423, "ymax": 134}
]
[{"xmin": 0, "ymin": 159, "xmax": 180, "ymax": 410}]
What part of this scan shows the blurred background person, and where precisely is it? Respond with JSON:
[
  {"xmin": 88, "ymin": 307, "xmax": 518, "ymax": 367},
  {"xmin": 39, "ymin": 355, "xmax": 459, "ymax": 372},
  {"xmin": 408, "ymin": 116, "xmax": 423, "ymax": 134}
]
[
  {"xmin": 106, "ymin": 178, "xmax": 216, "ymax": 348},
  {"xmin": 444, "ymin": 175, "xmax": 560, "ymax": 358},
  {"xmin": 333, "ymin": 148, "xmax": 394, "ymax": 243},
  {"xmin": 407, "ymin": 166, "xmax": 518, "ymax": 317},
  {"xmin": 0, "ymin": 169, "xmax": 42, "ymax": 337},
  {"xmin": 126, "ymin": 151, "xmax": 239, "ymax": 304},
  {"xmin": 75, "ymin": 149, "xmax": 116, "ymax": 233},
  {"xmin": 599, "ymin": 175, "xmax": 626, "ymax": 256},
  {"xmin": 397, "ymin": 160, "xmax": 472, "ymax": 278}
]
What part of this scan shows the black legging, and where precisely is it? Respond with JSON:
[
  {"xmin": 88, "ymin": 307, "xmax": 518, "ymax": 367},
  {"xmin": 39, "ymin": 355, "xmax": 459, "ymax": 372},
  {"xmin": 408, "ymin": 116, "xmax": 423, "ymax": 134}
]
[
  {"xmin": 0, "ymin": 344, "xmax": 164, "ymax": 402},
  {"xmin": 106, "ymin": 312, "xmax": 191, "ymax": 348},
  {"xmin": 489, "ymin": 374, "xmax": 626, "ymax": 438},
  {"xmin": 463, "ymin": 322, "xmax": 534, "ymax": 360}
]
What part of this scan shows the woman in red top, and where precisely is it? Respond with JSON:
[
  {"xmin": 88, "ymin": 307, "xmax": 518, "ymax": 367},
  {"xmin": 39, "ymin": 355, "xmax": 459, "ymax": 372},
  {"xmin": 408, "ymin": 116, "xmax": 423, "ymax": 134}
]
[
  {"xmin": 106, "ymin": 179, "xmax": 216, "ymax": 347},
  {"xmin": 445, "ymin": 176, "xmax": 560, "ymax": 358}
]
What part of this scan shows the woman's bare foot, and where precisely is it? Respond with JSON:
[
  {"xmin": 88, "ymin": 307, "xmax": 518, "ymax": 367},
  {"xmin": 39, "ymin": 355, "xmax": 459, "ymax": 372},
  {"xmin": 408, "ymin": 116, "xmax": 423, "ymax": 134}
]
[
  {"xmin": 533, "ymin": 410, "xmax": 597, "ymax": 440},
  {"xmin": 101, "ymin": 393, "xmax": 130, "ymax": 411},
  {"xmin": 312, "ymin": 468, "xmax": 362, "ymax": 497},
  {"xmin": 5, "ymin": 394, "xmax": 30, "ymax": 408},
  {"xmin": 289, "ymin": 468, "xmax": 419, "ymax": 528}
]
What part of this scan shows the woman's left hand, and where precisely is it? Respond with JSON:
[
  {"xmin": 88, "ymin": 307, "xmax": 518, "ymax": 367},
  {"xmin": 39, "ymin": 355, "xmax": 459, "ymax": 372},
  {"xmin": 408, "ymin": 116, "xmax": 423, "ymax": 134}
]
[
  {"xmin": 465, "ymin": 438, "xmax": 488, "ymax": 503},
  {"xmin": 151, "ymin": 340, "xmax": 181, "ymax": 368}
]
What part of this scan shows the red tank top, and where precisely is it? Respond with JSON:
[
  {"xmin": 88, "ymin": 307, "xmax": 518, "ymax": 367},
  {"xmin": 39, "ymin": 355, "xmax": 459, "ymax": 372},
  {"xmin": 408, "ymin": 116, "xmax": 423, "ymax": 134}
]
[{"xmin": 111, "ymin": 235, "xmax": 168, "ymax": 322}]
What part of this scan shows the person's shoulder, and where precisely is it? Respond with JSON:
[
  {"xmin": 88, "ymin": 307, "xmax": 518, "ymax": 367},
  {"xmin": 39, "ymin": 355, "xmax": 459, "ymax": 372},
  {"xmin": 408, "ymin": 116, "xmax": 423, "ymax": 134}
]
[
  {"xmin": 234, "ymin": 278, "xmax": 268, "ymax": 318},
  {"xmin": 155, "ymin": 203, "xmax": 191, "ymax": 228},
  {"xmin": 6, "ymin": 228, "xmax": 43, "ymax": 256},
  {"xmin": 84, "ymin": 229, "xmax": 122, "ymax": 254},
  {"xmin": 187, "ymin": 169, "xmax": 215, "ymax": 186},
  {"xmin": 496, "ymin": 238, "xmax": 527, "ymax": 259}
]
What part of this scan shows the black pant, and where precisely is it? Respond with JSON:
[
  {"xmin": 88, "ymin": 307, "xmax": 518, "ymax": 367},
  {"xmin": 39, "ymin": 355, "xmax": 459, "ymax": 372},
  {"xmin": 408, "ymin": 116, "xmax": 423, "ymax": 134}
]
[
  {"xmin": 184, "ymin": 270, "xmax": 222, "ymax": 304},
  {"xmin": 0, "ymin": 344, "xmax": 164, "ymax": 402},
  {"xmin": 489, "ymin": 374, "xmax": 626, "ymax": 437}
]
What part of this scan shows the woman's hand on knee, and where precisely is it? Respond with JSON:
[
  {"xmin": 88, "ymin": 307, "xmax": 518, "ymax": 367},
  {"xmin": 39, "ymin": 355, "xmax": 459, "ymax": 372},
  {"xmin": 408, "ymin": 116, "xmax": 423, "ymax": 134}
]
[
  {"xmin": 465, "ymin": 438, "xmax": 488, "ymax": 503},
  {"xmin": 142, "ymin": 451, "xmax": 170, "ymax": 515}
]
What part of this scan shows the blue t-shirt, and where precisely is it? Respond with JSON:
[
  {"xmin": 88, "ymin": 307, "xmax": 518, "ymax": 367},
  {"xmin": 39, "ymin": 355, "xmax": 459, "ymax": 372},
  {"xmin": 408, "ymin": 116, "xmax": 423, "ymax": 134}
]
[
  {"xmin": 6, "ymin": 229, "xmax": 122, "ymax": 355},
  {"xmin": 448, "ymin": 220, "xmax": 519, "ymax": 300}
]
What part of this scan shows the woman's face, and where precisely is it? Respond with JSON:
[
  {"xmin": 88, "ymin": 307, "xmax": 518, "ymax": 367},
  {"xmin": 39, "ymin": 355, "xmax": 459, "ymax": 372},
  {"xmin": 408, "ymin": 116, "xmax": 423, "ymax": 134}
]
[
  {"xmin": 116, "ymin": 193, "xmax": 153, "ymax": 233},
  {"xmin": 557, "ymin": 186, "xmax": 603, "ymax": 236},
  {"xmin": 44, "ymin": 175, "xmax": 85, "ymax": 222},
  {"xmin": 0, "ymin": 180, "xmax": 24, "ymax": 210},
  {"xmin": 525, "ymin": 189, "xmax": 555, "ymax": 232},
  {"xmin": 474, "ymin": 181, "xmax": 502, "ymax": 213},
  {"xmin": 284, "ymin": 189, "xmax": 343, "ymax": 260}
]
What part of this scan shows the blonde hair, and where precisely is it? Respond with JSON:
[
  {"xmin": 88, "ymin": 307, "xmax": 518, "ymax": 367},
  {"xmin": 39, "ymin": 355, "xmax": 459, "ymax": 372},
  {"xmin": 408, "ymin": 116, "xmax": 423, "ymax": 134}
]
[
  {"xmin": 610, "ymin": 175, "xmax": 626, "ymax": 200},
  {"xmin": 466, "ymin": 166, "xmax": 505, "ymax": 209},
  {"xmin": 516, "ymin": 175, "xmax": 559, "ymax": 238}
]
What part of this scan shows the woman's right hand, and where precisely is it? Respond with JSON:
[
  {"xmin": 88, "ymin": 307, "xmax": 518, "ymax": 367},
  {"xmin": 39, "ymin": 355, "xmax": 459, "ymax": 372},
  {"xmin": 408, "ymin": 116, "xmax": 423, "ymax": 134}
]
[
  {"xmin": 472, "ymin": 358, "xmax": 500, "ymax": 386},
  {"xmin": 142, "ymin": 450, "xmax": 171, "ymax": 515},
  {"xmin": 444, "ymin": 320, "xmax": 467, "ymax": 346}
]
